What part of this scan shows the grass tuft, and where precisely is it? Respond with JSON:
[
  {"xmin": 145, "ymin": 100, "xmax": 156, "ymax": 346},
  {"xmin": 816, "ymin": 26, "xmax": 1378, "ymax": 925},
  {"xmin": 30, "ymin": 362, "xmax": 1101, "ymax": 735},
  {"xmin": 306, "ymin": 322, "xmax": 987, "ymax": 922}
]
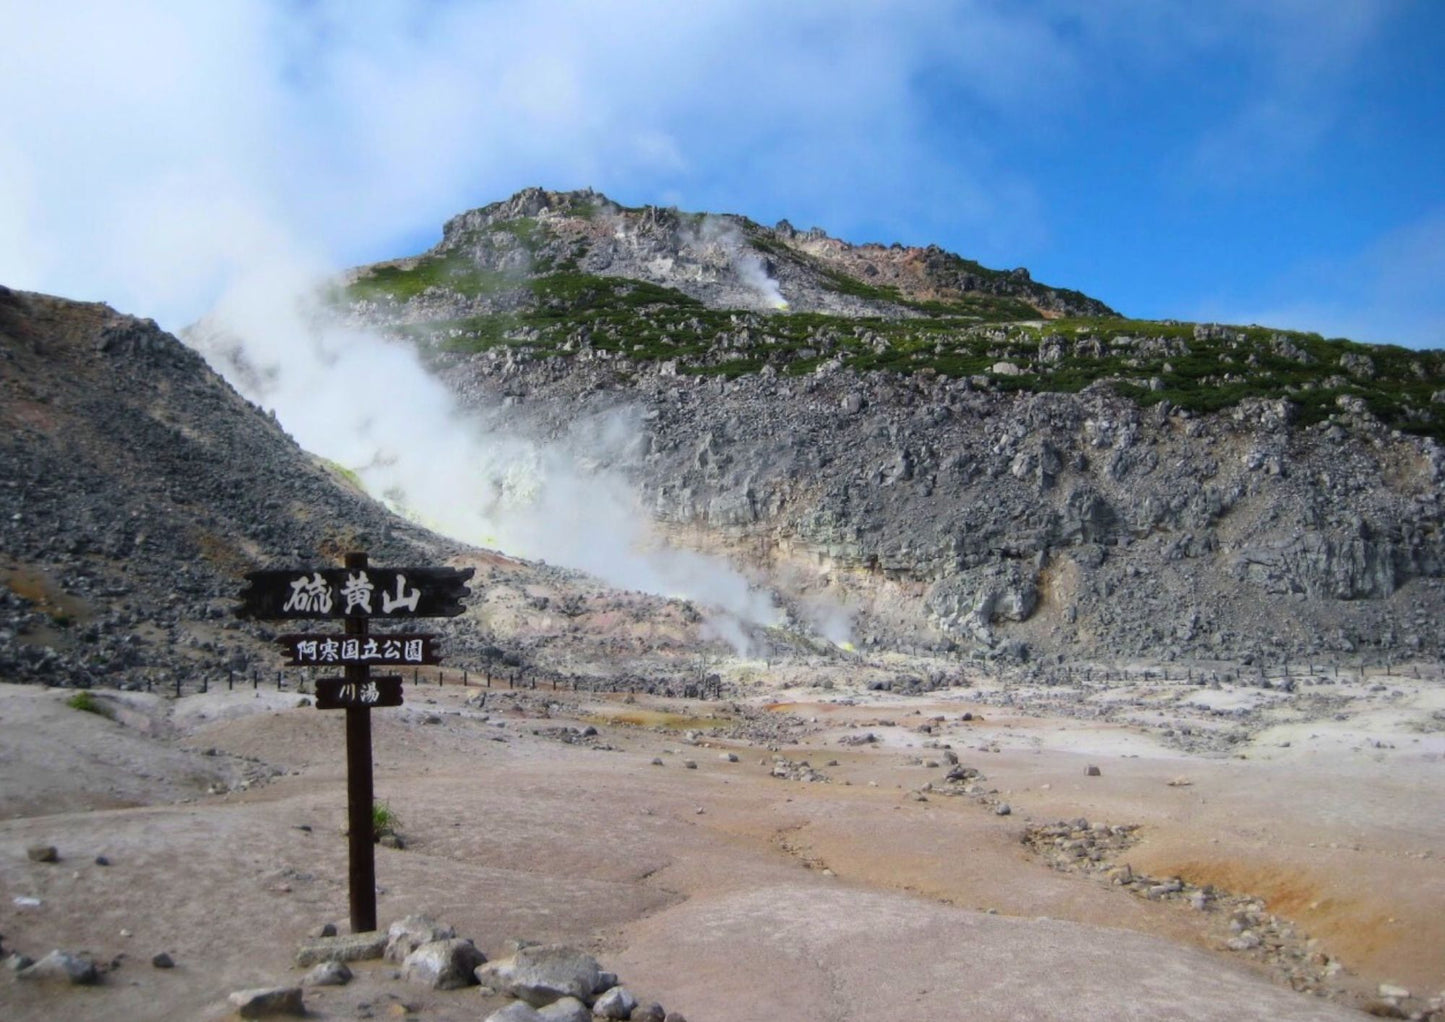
[{"xmin": 66, "ymin": 690, "xmax": 112, "ymax": 718}]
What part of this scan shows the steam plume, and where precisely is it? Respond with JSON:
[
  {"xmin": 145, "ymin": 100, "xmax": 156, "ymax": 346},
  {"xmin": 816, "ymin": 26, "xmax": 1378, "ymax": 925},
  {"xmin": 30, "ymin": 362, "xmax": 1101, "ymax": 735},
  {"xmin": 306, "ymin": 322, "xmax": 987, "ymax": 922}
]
[
  {"xmin": 698, "ymin": 216, "xmax": 788, "ymax": 310},
  {"xmin": 189, "ymin": 268, "xmax": 785, "ymax": 652}
]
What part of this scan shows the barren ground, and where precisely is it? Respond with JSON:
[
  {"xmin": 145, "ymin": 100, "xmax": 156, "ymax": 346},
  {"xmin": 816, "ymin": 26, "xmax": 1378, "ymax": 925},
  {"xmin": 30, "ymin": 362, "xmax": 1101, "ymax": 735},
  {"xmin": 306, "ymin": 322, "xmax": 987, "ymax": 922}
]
[{"xmin": 1, "ymin": 663, "xmax": 1441, "ymax": 1021}]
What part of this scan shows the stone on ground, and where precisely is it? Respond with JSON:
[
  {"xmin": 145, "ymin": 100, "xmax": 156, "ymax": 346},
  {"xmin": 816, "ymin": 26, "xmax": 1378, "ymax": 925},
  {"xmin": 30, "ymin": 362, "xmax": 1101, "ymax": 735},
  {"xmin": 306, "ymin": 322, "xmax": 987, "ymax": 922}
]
[
  {"xmin": 487, "ymin": 1002, "xmax": 547, "ymax": 1022},
  {"xmin": 401, "ymin": 937, "xmax": 485, "ymax": 989},
  {"xmin": 302, "ymin": 959, "xmax": 353, "ymax": 986},
  {"xmin": 479, "ymin": 944, "xmax": 605, "ymax": 1007},
  {"xmin": 593, "ymin": 986, "xmax": 638, "ymax": 1019},
  {"xmin": 17, "ymin": 949, "xmax": 99, "ymax": 984},
  {"xmin": 537, "ymin": 995, "xmax": 592, "ymax": 1022},
  {"xmin": 294, "ymin": 930, "xmax": 387, "ymax": 966},
  {"xmin": 386, "ymin": 913, "xmax": 456, "ymax": 963},
  {"xmin": 226, "ymin": 985, "xmax": 305, "ymax": 1018}
]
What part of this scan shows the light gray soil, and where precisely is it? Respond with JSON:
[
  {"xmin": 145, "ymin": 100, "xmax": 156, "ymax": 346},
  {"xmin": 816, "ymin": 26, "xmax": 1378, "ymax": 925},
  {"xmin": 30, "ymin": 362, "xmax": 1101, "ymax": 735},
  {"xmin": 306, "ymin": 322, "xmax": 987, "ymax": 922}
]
[{"xmin": 2, "ymin": 673, "xmax": 1440, "ymax": 1021}]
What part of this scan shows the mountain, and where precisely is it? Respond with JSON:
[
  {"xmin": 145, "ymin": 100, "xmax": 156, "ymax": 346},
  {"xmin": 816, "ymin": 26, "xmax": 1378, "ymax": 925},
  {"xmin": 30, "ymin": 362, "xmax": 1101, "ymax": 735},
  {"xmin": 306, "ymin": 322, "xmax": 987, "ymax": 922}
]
[{"xmin": 334, "ymin": 188, "xmax": 1445, "ymax": 663}]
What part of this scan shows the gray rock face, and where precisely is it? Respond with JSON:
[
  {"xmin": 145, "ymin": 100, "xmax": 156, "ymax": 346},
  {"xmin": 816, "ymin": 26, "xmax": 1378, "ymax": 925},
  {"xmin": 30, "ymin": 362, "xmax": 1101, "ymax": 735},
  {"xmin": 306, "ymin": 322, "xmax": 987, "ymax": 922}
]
[
  {"xmin": 435, "ymin": 352, "xmax": 1445, "ymax": 663},
  {"xmin": 401, "ymin": 937, "xmax": 485, "ymax": 989},
  {"xmin": 478, "ymin": 944, "xmax": 606, "ymax": 1007},
  {"xmin": 424, "ymin": 188, "xmax": 1112, "ymax": 320}
]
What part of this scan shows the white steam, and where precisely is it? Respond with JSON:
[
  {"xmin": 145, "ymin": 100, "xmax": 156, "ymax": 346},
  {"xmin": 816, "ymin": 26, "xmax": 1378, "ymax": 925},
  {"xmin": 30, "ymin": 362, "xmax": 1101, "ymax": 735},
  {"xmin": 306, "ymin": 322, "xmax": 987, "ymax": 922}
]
[
  {"xmin": 697, "ymin": 216, "xmax": 788, "ymax": 310},
  {"xmin": 736, "ymin": 246, "xmax": 789, "ymax": 310},
  {"xmin": 190, "ymin": 268, "xmax": 785, "ymax": 652}
]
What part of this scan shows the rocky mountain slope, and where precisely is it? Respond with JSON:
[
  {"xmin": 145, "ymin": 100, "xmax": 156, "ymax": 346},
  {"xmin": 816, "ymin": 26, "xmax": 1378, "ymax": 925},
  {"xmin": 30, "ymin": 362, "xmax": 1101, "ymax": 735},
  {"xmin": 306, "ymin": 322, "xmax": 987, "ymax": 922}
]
[
  {"xmin": 0, "ymin": 284, "xmax": 729, "ymax": 694},
  {"xmin": 335, "ymin": 188, "xmax": 1445, "ymax": 663}
]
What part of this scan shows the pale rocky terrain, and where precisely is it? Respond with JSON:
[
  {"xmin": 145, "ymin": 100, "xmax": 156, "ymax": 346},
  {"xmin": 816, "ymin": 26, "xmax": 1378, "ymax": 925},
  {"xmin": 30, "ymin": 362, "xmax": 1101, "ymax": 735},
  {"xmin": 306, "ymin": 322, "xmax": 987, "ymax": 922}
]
[{"xmin": 2, "ymin": 665, "xmax": 1441, "ymax": 1020}]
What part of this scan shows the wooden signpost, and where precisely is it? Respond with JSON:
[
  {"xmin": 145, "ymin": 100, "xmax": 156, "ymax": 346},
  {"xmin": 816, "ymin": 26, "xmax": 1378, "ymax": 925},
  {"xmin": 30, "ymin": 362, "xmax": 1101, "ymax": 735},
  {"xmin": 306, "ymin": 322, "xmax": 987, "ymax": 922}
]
[{"xmin": 236, "ymin": 552, "xmax": 472, "ymax": 933}]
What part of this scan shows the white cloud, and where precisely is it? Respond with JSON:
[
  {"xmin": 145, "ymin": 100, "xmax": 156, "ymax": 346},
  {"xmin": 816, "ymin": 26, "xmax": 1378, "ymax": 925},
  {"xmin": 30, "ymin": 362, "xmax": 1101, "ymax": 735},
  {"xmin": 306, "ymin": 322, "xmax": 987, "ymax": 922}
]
[{"xmin": 0, "ymin": 0, "xmax": 1065, "ymax": 325}]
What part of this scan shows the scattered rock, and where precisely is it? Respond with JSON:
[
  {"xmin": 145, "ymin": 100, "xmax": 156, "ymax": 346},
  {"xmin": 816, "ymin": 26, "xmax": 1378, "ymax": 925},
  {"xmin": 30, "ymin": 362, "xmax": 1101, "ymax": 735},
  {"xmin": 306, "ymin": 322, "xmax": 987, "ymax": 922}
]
[
  {"xmin": 401, "ymin": 938, "xmax": 485, "ymax": 989},
  {"xmin": 768, "ymin": 755, "xmax": 830, "ymax": 783},
  {"xmin": 17, "ymin": 949, "xmax": 99, "ymax": 985},
  {"xmin": 151, "ymin": 951, "xmax": 175, "ymax": 968},
  {"xmin": 478, "ymin": 944, "xmax": 604, "ymax": 1008},
  {"xmin": 227, "ymin": 985, "xmax": 306, "ymax": 1018},
  {"xmin": 295, "ymin": 930, "xmax": 388, "ymax": 967},
  {"xmin": 385, "ymin": 914, "xmax": 455, "ymax": 963},
  {"xmin": 1084, "ymin": 764, "xmax": 1101, "ymax": 776},
  {"xmin": 593, "ymin": 985, "xmax": 638, "ymax": 1019},
  {"xmin": 302, "ymin": 960, "xmax": 353, "ymax": 987},
  {"xmin": 25, "ymin": 844, "xmax": 58, "ymax": 863}
]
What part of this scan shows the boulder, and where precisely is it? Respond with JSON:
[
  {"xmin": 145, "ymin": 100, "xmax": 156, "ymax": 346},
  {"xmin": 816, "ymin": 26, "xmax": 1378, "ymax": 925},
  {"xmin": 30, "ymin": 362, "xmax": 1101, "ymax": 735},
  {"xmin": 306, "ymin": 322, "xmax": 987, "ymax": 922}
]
[
  {"xmin": 386, "ymin": 914, "xmax": 456, "ymax": 962},
  {"xmin": 593, "ymin": 985, "xmax": 638, "ymax": 1019},
  {"xmin": 478, "ymin": 944, "xmax": 605, "ymax": 1007},
  {"xmin": 402, "ymin": 938, "xmax": 485, "ymax": 989}
]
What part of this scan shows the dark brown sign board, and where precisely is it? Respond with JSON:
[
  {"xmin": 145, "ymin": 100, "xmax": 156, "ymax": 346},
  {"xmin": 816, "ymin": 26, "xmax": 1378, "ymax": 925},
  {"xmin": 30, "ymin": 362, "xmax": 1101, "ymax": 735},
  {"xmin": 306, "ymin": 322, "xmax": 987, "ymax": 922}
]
[
  {"xmin": 234, "ymin": 553, "xmax": 470, "ymax": 938},
  {"xmin": 314, "ymin": 676, "xmax": 404, "ymax": 710},
  {"xmin": 277, "ymin": 633, "xmax": 440, "ymax": 666},
  {"xmin": 236, "ymin": 566, "xmax": 474, "ymax": 620}
]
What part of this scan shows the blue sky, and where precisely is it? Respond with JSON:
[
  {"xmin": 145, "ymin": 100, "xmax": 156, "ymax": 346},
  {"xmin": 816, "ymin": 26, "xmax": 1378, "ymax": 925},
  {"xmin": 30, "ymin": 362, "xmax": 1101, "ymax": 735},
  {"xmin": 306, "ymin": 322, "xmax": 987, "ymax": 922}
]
[{"xmin": 2, "ymin": 0, "xmax": 1441, "ymax": 348}]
